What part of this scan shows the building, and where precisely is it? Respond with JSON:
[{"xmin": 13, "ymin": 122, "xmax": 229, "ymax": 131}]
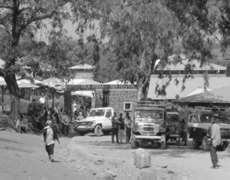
[
  {"xmin": 65, "ymin": 64, "xmax": 137, "ymax": 115},
  {"xmin": 147, "ymin": 57, "xmax": 228, "ymax": 100}
]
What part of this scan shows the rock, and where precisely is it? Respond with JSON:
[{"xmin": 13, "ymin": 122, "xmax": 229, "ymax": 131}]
[
  {"xmin": 94, "ymin": 159, "xmax": 104, "ymax": 165},
  {"xmin": 97, "ymin": 171, "xmax": 117, "ymax": 180}
]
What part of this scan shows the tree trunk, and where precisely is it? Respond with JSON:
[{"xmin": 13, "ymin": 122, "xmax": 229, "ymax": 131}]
[
  {"xmin": 137, "ymin": 80, "xmax": 150, "ymax": 101},
  {"xmin": 4, "ymin": 73, "xmax": 20, "ymax": 126}
]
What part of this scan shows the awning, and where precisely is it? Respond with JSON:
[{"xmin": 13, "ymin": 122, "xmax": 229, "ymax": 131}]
[
  {"xmin": 68, "ymin": 78, "xmax": 101, "ymax": 85},
  {"xmin": 17, "ymin": 79, "xmax": 39, "ymax": 89},
  {"xmin": 71, "ymin": 90, "xmax": 94, "ymax": 98}
]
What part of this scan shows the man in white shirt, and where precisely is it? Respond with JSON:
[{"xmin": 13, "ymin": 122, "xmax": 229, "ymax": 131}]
[
  {"xmin": 43, "ymin": 120, "xmax": 60, "ymax": 162},
  {"xmin": 210, "ymin": 115, "xmax": 221, "ymax": 168}
]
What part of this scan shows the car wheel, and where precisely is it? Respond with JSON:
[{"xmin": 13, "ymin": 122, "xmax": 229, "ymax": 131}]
[
  {"xmin": 94, "ymin": 124, "xmax": 103, "ymax": 136},
  {"xmin": 201, "ymin": 136, "xmax": 210, "ymax": 151}
]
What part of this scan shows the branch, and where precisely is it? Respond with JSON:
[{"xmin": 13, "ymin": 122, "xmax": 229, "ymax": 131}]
[
  {"xmin": 0, "ymin": 5, "xmax": 13, "ymax": 10},
  {"xmin": 19, "ymin": 10, "xmax": 56, "ymax": 32}
]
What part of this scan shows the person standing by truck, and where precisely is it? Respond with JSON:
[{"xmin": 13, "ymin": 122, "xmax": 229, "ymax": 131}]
[
  {"xmin": 111, "ymin": 112, "xmax": 120, "ymax": 143},
  {"xmin": 118, "ymin": 113, "xmax": 125, "ymax": 144},
  {"xmin": 125, "ymin": 112, "xmax": 132, "ymax": 143},
  {"xmin": 209, "ymin": 115, "xmax": 221, "ymax": 168}
]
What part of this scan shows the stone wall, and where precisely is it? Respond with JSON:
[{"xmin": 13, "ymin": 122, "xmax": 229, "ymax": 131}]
[{"xmin": 108, "ymin": 89, "xmax": 137, "ymax": 113}]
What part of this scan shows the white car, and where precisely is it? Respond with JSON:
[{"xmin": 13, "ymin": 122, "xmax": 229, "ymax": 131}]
[{"xmin": 75, "ymin": 107, "xmax": 114, "ymax": 135}]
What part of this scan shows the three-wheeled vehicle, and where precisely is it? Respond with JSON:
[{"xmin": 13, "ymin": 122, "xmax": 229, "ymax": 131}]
[{"xmin": 130, "ymin": 101, "xmax": 166, "ymax": 149}]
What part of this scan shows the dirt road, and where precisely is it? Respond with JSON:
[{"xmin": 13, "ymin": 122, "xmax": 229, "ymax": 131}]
[{"xmin": 0, "ymin": 131, "xmax": 230, "ymax": 180}]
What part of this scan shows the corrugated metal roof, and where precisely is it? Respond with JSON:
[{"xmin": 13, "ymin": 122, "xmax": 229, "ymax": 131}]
[
  {"xmin": 147, "ymin": 74, "xmax": 230, "ymax": 100},
  {"xmin": 178, "ymin": 92, "xmax": 230, "ymax": 104},
  {"xmin": 157, "ymin": 55, "xmax": 226, "ymax": 71}
]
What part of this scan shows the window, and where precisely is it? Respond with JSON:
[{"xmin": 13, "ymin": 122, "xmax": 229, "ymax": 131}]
[
  {"xmin": 123, "ymin": 102, "xmax": 133, "ymax": 111},
  {"xmin": 105, "ymin": 110, "xmax": 112, "ymax": 118}
]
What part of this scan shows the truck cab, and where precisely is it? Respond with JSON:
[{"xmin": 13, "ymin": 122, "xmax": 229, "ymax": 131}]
[{"xmin": 131, "ymin": 101, "xmax": 166, "ymax": 148}]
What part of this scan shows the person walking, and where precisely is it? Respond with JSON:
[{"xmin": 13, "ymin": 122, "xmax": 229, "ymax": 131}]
[
  {"xmin": 118, "ymin": 113, "xmax": 125, "ymax": 144},
  {"xmin": 209, "ymin": 115, "xmax": 221, "ymax": 168},
  {"xmin": 180, "ymin": 119, "xmax": 188, "ymax": 146},
  {"xmin": 43, "ymin": 120, "xmax": 60, "ymax": 162},
  {"xmin": 125, "ymin": 112, "xmax": 132, "ymax": 143},
  {"xmin": 111, "ymin": 112, "xmax": 120, "ymax": 143},
  {"xmin": 61, "ymin": 112, "xmax": 70, "ymax": 136}
]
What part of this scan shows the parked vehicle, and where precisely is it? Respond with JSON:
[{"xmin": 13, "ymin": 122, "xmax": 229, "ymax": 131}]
[
  {"xmin": 131, "ymin": 101, "xmax": 166, "ymax": 149},
  {"xmin": 74, "ymin": 107, "xmax": 114, "ymax": 136},
  {"xmin": 188, "ymin": 108, "xmax": 230, "ymax": 150}
]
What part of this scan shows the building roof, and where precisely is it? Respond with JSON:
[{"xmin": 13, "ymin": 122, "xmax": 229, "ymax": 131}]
[
  {"xmin": 71, "ymin": 90, "xmax": 94, "ymax": 98},
  {"xmin": 17, "ymin": 79, "xmax": 39, "ymax": 89},
  {"xmin": 67, "ymin": 78, "xmax": 101, "ymax": 85},
  {"xmin": 211, "ymin": 86, "xmax": 230, "ymax": 102},
  {"xmin": 104, "ymin": 80, "xmax": 132, "ymax": 85},
  {"xmin": 156, "ymin": 55, "xmax": 226, "ymax": 72},
  {"xmin": 177, "ymin": 91, "xmax": 230, "ymax": 104},
  {"xmin": 69, "ymin": 64, "xmax": 95, "ymax": 70},
  {"xmin": 147, "ymin": 74, "xmax": 230, "ymax": 100},
  {"xmin": 186, "ymin": 87, "xmax": 211, "ymax": 97}
]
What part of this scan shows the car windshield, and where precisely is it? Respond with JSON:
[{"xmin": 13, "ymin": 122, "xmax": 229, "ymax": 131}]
[
  {"xmin": 135, "ymin": 110, "xmax": 164, "ymax": 123},
  {"xmin": 89, "ymin": 109, "xmax": 105, "ymax": 117}
]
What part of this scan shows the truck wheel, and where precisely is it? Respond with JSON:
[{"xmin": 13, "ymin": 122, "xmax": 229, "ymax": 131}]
[
  {"xmin": 94, "ymin": 125, "xmax": 103, "ymax": 136},
  {"xmin": 201, "ymin": 136, "xmax": 209, "ymax": 151}
]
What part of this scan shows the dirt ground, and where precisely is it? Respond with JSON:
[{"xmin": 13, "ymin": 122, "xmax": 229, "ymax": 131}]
[{"xmin": 0, "ymin": 131, "xmax": 230, "ymax": 180}]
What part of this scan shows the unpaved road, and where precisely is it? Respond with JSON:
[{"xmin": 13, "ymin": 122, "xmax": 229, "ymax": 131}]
[{"xmin": 0, "ymin": 131, "xmax": 230, "ymax": 180}]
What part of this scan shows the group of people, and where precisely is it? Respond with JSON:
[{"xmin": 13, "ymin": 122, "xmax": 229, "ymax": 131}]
[
  {"xmin": 26, "ymin": 99, "xmax": 71, "ymax": 136},
  {"xmin": 111, "ymin": 112, "xmax": 132, "ymax": 144}
]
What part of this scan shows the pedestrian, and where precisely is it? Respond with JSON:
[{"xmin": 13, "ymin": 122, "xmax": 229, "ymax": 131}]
[
  {"xmin": 111, "ymin": 112, "xmax": 119, "ymax": 143},
  {"xmin": 61, "ymin": 111, "xmax": 70, "ymax": 136},
  {"xmin": 125, "ymin": 112, "xmax": 132, "ymax": 143},
  {"xmin": 118, "ymin": 113, "xmax": 125, "ymax": 144},
  {"xmin": 16, "ymin": 114, "xmax": 23, "ymax": 133},
  {"xmin": 180, "ymin": 119, "xmax": 188, "ymax": 146},
  {"xmin": 43, "ymin": 120, "xmax": 60, "ymax": 162},
  {"xmin": 209, "ymin": 114, "xmax": 221, "ymax": 168}
]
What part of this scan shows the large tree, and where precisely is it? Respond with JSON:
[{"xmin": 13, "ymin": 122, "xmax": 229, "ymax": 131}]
[{"xmin": 0, "ymin": 0, "xmax": 75, "ymax": 121}]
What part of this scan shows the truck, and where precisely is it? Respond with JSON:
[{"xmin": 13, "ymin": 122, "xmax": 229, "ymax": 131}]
[
  {"xmin": 188, "ymin": 108, "xmax": 230, "ymax": 150},
  {"xmin": 74, "ymin": 107, "xmax": 114, "ymax": 136},
  {"xmin": 130, "ymin": 101, "xmax": 167, "ymax": 148}
]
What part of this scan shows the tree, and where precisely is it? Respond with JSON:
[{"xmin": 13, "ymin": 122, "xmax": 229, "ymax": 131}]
[
  {"xmin": 91, "ymin": 0, "xmax": 180, "ymax": 100},
  {"xmin": 0, "ymin": 0, "xmax": 74, "ymax": 121}
]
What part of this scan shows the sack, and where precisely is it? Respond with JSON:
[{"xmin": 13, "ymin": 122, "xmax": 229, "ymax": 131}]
[
  {"xmin": 134, "ymin": 148, "xmax": 151, "ymax": 169},
  {"xmin": 216, "ymin": 141, "xmax": 229, "ymax": 151}
]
